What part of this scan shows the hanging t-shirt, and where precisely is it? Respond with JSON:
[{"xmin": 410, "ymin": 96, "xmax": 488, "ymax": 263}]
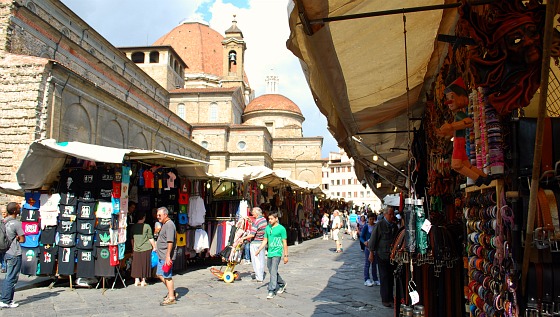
[
  {"xmin": 77, "ymin": 249, "xmax": 96, "ymax": 278},
  {"xmin": 166, "ymin": 171, "xmax": 177, "ymax": 189},
  {"xmin": 40, "ymin": 226, "xmax": 57, "ymax": 245},
  {"xmin": 58, "ymin": 220, "xmax": 77, "ymax": 233},
  {"xmin": 95, "ymin": 202, "xmax": 113, "ymax": 219},
  {"xmin": 97, "ymin": 167, "xmax": 114, "ymax": 201},
  {"xmin": 20, "ymin": 232, "xmax": 40, "ymax": 248},
  {"xmin": 58, "ymin": 233, "xmax": 76, "ymax": 247},
  {"xmin": 23, "ymin": 192, "xmax": 41, "ymax": 210},
  {"xmin": 188, "ymin": 196, "xmax": 206, "ymax": 226},
  {"xmin": 95, "ymin": 230, "xmax": 111, "ymax": 247},
  {"xmin": 121, "ymin": 165, "xmax": 131, "ymax": 184},
  {"xmin": 40, "ymin": 210, "xmax": 59, "ymax": 229},
  {"xmin": 59, "ymin": 204, "xmax": 77, "ymax": 220},
  {"xmin": 58, "ymin": 169, "xmax": 78, "ymax": 193},
  {"xmin": 138, "ymin": 168, "xmax": 145, "ymax": 186},
  {"xmin": 109, "ymin": 245, "xmax": 119, "ymax": 266},
  {"xmin": 57, "ymin": 246, "xmax": 76, "ymax": 275},
  {"xmin": 114, "ymin": 167, "xmax": 122, "ymax": 183},
  {"xmin": 77, "ymin": 219, "xmax": 96, "ymax": 235},
  {"xmin": 22, "ymin": 222, "xmax": 40, "ymax": 235},
  {"xmin": 142, "ymin": 170, "xmax": 154, "ymax": 188},
  {"xmin": 39, "ymin": 245, "xmax": 57, "ymax": 275},
  {"xmin": 59, "ymin": 192, "xmax": 77, "ymax": 206},
  {"xmin": 96, "ymin": 218, "xmax": 111, "ymax": 230},
  {"xmin": 77, "ymin": 201, "xmax": 96, "ymax": 220},
  {"xmin": 20, "ymin": 208, "xmax": 40, "ymax": 222},
  {"xmin": 94, "ymin": 247, "xmax": 114, "ymax": 277},
  {"xmin": 21, "ymin": 247, "xmax": 39, "ymax": 276},
  {"xmin": 111, "ymin": 197, "xmax": 120, "ymax": 214},
  {"xmin": 39, "ymin": 193, "xmax": 61, "ymax": 212},
  {"xmin": 112, "ymin": 181, "xmax": 122, "ymax": 198},
  {"xmin": 76, "ymin": 233, "xmax": 94, "ymax": 250}
]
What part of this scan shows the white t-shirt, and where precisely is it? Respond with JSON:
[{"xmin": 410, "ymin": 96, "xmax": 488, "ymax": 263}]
[{"xmin": 332, "ymin": 216, "xmax": 341, "ymax": 230}]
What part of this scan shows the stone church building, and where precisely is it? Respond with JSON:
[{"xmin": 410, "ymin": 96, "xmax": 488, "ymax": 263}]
[{"xmin": 0, "ymin": 0, "xmax": 323, "ymax": 200}]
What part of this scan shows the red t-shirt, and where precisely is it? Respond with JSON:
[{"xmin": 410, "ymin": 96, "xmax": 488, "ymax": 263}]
[{"xmin": 143, "ymin": 170, "xmax": 154, "ymax": 189}]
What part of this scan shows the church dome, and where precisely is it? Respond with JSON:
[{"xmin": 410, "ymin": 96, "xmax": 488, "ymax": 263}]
[
  {"xmin": 153, "ymin": 22, "xmax": 224, "ymax": 76},
  {"xmin": 245, "ymin": 94, "xmax": 302, "ymax": 115}
]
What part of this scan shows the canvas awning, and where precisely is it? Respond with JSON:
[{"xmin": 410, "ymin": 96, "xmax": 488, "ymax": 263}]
[
  {"xmin": 16, "ymin": 139, "xmax": 211, "ymax": 190},
  {"xmin": 212, "ymin": 166, "xmax": 321, "ymax": 192},
  {"xmin": 287, "ymin": 0, "xmax": 459, "ymax": 196}
]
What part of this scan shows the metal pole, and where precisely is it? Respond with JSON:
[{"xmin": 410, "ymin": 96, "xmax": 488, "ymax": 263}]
[{"xmin": 521, "ymin": 0, "xmax": 557, "ymax": 295}]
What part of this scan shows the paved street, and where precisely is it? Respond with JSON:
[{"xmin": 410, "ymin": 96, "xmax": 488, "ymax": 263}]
[{"xmin": 1, "ymin": 235, "xmax": 393, "ymax": 316}]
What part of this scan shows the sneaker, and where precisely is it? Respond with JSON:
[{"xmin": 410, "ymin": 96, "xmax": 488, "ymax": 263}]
[
  {"xmin": 374, "ymin": 280, "xmax": 381, "ymax": 286},
  {"xmin": 364, "ymin": 279, "xmax": 373, "ymax": 287},
  {"xmin": 0, "ymin": 301, "xmax": 18, "ymax": 308},
  {"xmin": 277, "ymin": 283, "xmax": 287, "ymax": 294},
  {"xmin": 266, "ymin": 292, "xmax": 275, "ymax": 299}
]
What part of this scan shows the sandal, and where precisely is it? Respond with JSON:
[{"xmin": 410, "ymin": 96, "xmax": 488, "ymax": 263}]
[
  {"xmin": 160, "ymin": 297, "xmax": 177, "ymax": 306},
  {"xmin": 163, "ymin": 291, "xmax": 179, "ymax": 300}
]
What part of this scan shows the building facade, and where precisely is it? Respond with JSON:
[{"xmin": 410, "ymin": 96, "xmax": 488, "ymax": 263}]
[{"xmin": 322, "ymin": 150, "xmax": 381, "ymax": 212}]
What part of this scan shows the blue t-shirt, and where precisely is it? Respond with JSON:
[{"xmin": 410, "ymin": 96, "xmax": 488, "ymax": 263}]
[{"xmin": 349, "ymin": 214, "xmax": 358, "ymax": 224}]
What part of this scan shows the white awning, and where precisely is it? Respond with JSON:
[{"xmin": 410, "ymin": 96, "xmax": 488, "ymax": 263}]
[
  {"xmin": 287, "ymin": 0, "xmax": 457, "ymax": 195},
  {"xmin": 0, "ymin": 182, "xmax": 24, "ymax": 196},
  {"xmin": 16, "ymin": 139, "xmax": 210, "ymax": 190}
]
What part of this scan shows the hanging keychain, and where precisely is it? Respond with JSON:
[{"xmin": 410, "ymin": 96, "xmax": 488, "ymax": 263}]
[{"xmin": 408, "ymin": 261, "xmax": 420, "ymax": 305}]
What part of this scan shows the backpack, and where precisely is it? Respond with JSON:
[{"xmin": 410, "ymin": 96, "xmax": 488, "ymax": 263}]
[{"xmin": 0, "ymin": 219, "xmax": 14, "ymax": 252}]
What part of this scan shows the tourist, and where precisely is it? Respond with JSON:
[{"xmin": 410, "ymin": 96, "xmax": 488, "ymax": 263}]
[
  {"xmin": 360, "ymin": 213, "xmax": 379, "ymax": 287},
  {"xmin": 244, "ymin": 207, "xmax": 267, "ymax": 282},
  {"xmin": 156, "ymin": 207, "xmax": 177, "ymax": 306},
  {"xmin": 1, "ymin": 202, "xmax": 25, "ymax": 308},
  {"xmin": 255, "ymin": 212, "xmax": 288, "ymax": 299},
  {"xmin": 321, "ymin": 212, "xmax": 329, "ymax": 240},
  {"xmin": 332, "ymin": 210, "xmax": 343, "ymax": 253},
  {"xmin": 130, "ymin": 211, "xmax": 156, "ymax": 287}
]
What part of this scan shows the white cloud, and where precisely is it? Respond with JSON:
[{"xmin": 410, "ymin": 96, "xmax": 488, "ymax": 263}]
[{"xmin": 61, "ymin": 0, "xmax": 339, "ymax": 156}]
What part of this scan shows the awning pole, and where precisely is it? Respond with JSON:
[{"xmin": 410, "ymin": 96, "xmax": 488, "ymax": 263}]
[{"xmin": 521, "ymin": 0, "xmax": 557, "ymax": 295}]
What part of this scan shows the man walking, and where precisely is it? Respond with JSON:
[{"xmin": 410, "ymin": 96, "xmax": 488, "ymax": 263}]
[
  {"xmin": 255, "ymin": 212, "xmax": 288, "ymax": 299},
  {"xmin": 1, "ymin": 202, "xmax": 25, "ymax": 308},
  {"xmin": 244, "ymin": 207, "xmax": 267, "ymax": 282},
  {"xmin": 156, "ymin": 207, "xmax": 177, "ymax": 306},
  {"xmin": 368, "ymin": 207, "xmax": 398, "ymax": 307}
]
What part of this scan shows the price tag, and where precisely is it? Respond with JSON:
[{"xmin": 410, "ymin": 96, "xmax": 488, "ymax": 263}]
[
  {"xmin": 421, "ymin": 219, "xmax": 432, "ymax": 233},
  {"xmin": 409, "ymin": 290, "xmax": 420, "ymax": 305}
]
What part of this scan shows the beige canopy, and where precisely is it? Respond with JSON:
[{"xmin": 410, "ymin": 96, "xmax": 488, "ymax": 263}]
[{"xmin": 287, "ymin": 0, "xmax": 458, "ymax": 195}]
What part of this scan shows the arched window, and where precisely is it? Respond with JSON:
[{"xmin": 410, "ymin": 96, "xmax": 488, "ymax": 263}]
[
  {"xmin": 177, "ymin": 103, "xmax": 185, "ymax": 120},
  {"xmin": 209, "ymin": 103, "xmax": 218, "ymax": 122},
  {"xmin": 174, "ymin": 60, "xmax": 179, "ymax": 72},
  {"xmin": 149, "ymin": 51, "xmax": 159, "ymax": 63},
  {"xmin": 131, "ymin": 52, "xmax": 145, "ymax": 63}
]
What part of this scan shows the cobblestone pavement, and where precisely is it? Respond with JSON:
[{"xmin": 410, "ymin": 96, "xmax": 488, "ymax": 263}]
[{"xmin": 0, "ymin": 233, "xmax": 394, "ymax": 316}]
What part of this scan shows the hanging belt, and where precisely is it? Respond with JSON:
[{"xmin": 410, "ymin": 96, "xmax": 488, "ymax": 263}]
[
  {"xmin": 527, "ymin": 264, "xmax": 538, "ymax": 315},
  {"xmin": 535, "ymin": 189, "xmax": 554, "ymax": 249},
  {"xmin": 544, "ymin": 190, "xmax": 560, "ymax": 251},
  {"xmin": 543, "ymin": 263, "xmax": 554, "ymax": 315},
  {"xmin": 553, "ymin": 263, "xmax": 560, "ymax": 315}
]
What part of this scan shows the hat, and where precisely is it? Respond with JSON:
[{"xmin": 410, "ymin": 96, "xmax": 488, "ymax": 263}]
[{"xmin": 444, "ymin": 77, "xmax": 467, "ymax": 96}]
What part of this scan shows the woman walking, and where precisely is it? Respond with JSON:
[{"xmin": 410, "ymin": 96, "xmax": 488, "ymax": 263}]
[
  {"xmin": 321, "ymin": 212, "xmax": 330, "ymax": 240},
  {"xmin": 130, "ymin": 211, "xmax": 156, "ymax": 286},
  {"xmin": 360, "ymin": 213, "xmax": 379, "ymax": 286}
]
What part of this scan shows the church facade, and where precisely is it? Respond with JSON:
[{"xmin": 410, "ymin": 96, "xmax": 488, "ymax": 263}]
[{"xmin": 0, "ymin": 0, "xmax": 323, "ymax": 201}]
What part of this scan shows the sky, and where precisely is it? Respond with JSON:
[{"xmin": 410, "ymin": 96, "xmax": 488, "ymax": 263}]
[{"xmin": 61, "ymin": 0, "xmax": 339, "ymax": 158}]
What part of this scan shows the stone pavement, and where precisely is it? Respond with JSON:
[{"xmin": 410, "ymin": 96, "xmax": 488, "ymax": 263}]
[{"xmin": 0, "ymin": 234, "xmax": 394, "ymax": 316}]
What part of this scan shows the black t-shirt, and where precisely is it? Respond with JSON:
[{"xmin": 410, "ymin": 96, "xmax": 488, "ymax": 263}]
[
  {"xmin": 58, "ymin": 233, "xmax": 76, "ymax": 247},
  {"xmin": 77, "ymin": 201, "xmax": 96, "ymax": 220},
  {"xmin": 39, "ymin": 245, "xmax": 57, "ymax": 275},
  {"xmin": 21, "ymin": 208, "xmax": 40, "ymax": 222},
  {"xmin": 59, "ymin": 192, "xmax": 78, "ymax": 206},
  {"xmin": 58, "ymin": 220, "xmax": 77, "ymax": 233},
  {"xmin": 77, "ymin": 249, "xmax": 96, "ymax": 278},
  {"xmin": 58, "ymin": 169, "xmax": 79, "ymax": 193},
  {"xmin": 76, "ymin": 234, "xmax": 94, "ymax": 250},
  {"xmin": 59, "ymin": 204, "xmax": 77, "ymax": 220},
  {"xmin": 98, "ymin": 167, "xmax": 114, "ymax": 202},
  {"xmin": 57, "ymin": 247, "xmax": 76, "ymax": 275},
  {"xmin": 96, "ymin": 218, "xmax": 111, "ymax": 230},
  {"xmin": 94, "ymin": 247, "xmax": 114, "ymax": 277},
  {"xmin": 95, "ymin": 230, "xmax": 111, "ymax": 247},
  {"xmin": 21, "ymin": 247, "xmax": 39, "ymax": 276},
  {"xmin": 40, "ymin": 225, "xmax": 57, "ymax": 245},
  {"xmin": 77, "ymin": 219, "xmax": 96, "ymax": 235}
]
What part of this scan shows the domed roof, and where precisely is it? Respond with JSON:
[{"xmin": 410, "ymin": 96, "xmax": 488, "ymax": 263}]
[
  {"xmin": 245, "ymin": 94, "xmax": 302, "ymax": 115},
  {"xmin": 153, "ymin": 22, "xmax": 224, "ymax": 76}
]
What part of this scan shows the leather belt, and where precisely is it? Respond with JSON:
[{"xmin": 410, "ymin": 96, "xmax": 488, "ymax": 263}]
[
  {"xmin": 535, "ymin": 189, "xmax": 555, "ymax": 249},
  {"xmin": 553, "ymin": 264, "xmax": 560, "ymax": 315},
  {"xmin": 527, "ymin": 264, "xmax": 538, "ymax": 315},
  {"xmin": 543, "ymin": 264, "xmax": 554, "ymax": 313},
  {"xmin": 544, "ymin": 190, "xmax": 560, "ymax": 244}
]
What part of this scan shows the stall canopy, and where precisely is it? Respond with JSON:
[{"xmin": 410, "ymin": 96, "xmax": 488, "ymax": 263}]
[
  {"xmin": 287, "ymin": 0, "xmax": 458, "ymax": 196},
  {"xmin": 212, "ymin": 166, "xmax": 321, "ymax": 192},
  {"xmin": 16, "ymin": 139, "xmax": 211, "ymax": 190}
]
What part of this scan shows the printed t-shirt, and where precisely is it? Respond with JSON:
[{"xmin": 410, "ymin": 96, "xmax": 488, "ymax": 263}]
[
  {"xmin": 96, "ymin": 202, "xmax": 113, "ymax": 218},
  {"xmin": 20, "ymin": 232, "xmax": 40, "ymax": 248},
  {"xmin": 95, "ymin": 230, "xmax": 111, "ymax": 247},
  {"xmin": 97, "ymin": 167, "xmax": 114, "ymax": 201},
  {"xmin": 40, "ymin": 226, "xmax": 57, "ymax": 245},
  {"xmin": 77, "ymin": 234, "xmax": 94, "ymax": 250},
  {"xmin": 39, "ymin": 245, "xmax": 57, "ymax": 275},
  {"xmin": 23, "ymin": 192, "xmax": 40, "ymax": 209},
  {"xmin": 250, "ymin": 216, "xmax": 267, "ymax": 242},
  {"xmin": 77, "ymin": 219, "xmax": 96, "ymax": 235},
  {"xmin": 39, "ymin": 193, "xmax": 61, "ymax": 212},
  {"xmin": 40, "ymin": 210, "xmax": 59, "ymax": 228},
  {"xmin": 121, "ymin": 166, "xmax": 131, "ymax": 183},
  {"xmin": 96, "ymin": 218, "xmax": 111, "ymax": 230},
  {"xmin": 57, "ymin": 246, "xmax": 76, "ymax": 275},
  {"xmin": 58, "ymin": 233, "xmax": 76, "ymax": 247},
  {"xmin": 22, "ymin": 222, "xmax": 40, "ymax": 235},
  {"xmin": 138, "ymin": 168, "xmax": 145, "ymax": 186},
  {"xmin": 58, "ymin": 169, "xmax": 78, "ymax": 193},
  {"xmin": 77, "ymin": 249, "xmax": 96, "ymax": 278},
  {"xmin": 59, "ymin": 192, "xmax": 77, "ymax": 206},
  {"xmin": 95, "ymin": 247, "xmax": 114, "ymax": 277},
  {"xmin": 112, "ymin": 181, "xmax": 122, "ymax": 198},
  {"xmin": 21, "ymin": 247, "xmax": 39, "ymax": 276},
  {"xmin": 77, "ymin": 201, "xmax": 96, "ymax": 219},
  {"xmin": 167, "ymin": 171, "xmax": 176, "ymax": 189},
  {"xmin": 156, "ymin": 220, "xmax": 176, "ymax": 261},
  {"xmin": 59, "ymin": 220, "xmax": 77, "ymax": 233},
  {"xmin": 59, "ymin": 204, "xmax": 77, "ymax": 220},
  {"xmin": 264, "ymin": 224, "xmax": 287, "ymax": 258},
  {"xmin": 20, "ymin": 208, "xmax": 40, "ymax": 222}
]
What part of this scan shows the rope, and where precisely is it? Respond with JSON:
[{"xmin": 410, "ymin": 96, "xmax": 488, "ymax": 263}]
[{"xmin": 402, "ymin": 12, "xmax": 414, "ymax": 197}]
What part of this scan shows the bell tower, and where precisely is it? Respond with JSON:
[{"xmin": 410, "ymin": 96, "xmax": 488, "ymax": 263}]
[{"xmin": 222, "ymin": 15, "xmax": 246, "ymax": 89}]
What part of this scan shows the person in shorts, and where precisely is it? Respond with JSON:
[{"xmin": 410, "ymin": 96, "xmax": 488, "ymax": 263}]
[{"xmin": 156, "ymin": 207, "xmax": 176, "ymax": 306}]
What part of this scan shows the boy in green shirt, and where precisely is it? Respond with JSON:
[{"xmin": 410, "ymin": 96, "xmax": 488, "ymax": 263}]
[{"xmin": 255, "ymin": 212, "xmax": 288, "ymax": 299}]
